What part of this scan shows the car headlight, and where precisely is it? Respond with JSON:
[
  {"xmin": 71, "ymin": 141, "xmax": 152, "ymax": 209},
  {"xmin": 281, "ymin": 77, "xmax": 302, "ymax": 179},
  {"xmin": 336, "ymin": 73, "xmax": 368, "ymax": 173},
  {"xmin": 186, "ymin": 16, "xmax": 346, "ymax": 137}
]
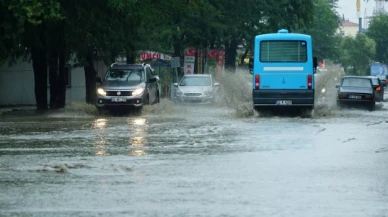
[
  {"xmin": 321, "ymin": 88, "xmax": 326, "ymax": 93},
  {"xmin": 97, "ymin": 88, "xmax": 106, "ymax": 96},
  {"xmin": 132, "ymin": 88, "xmax": 145, "ymax": 96},
  {"xmin": 204, "ymin": 90, "xmax": 213, "ymax": 96},
  {"xmin": 175, "ymin": 90, "xmax": 183, "ymax": 96}
]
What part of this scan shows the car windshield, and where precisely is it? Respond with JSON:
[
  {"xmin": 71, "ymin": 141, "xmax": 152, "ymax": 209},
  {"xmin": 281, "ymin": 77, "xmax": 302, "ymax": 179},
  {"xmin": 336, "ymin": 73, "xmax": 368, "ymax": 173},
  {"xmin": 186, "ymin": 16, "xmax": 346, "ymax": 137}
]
[
  {"xmin": 104, "ymin": 69, "xmax": 144, "ymax": 82},
  {"xmin": 179, "ymin": 76, "xmax": 211, "ymax": 86},
  {"xmin": 342, "ymin": 78, "xmax": 371, "ymax": 88}
]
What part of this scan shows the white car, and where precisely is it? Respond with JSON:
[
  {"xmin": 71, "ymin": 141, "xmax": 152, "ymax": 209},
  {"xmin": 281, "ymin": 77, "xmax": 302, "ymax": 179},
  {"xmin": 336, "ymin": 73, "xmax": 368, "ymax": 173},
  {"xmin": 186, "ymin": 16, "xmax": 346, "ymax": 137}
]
[{"xmin": 173, "ymin": 74, "xmax": 219, "ymax": 104}]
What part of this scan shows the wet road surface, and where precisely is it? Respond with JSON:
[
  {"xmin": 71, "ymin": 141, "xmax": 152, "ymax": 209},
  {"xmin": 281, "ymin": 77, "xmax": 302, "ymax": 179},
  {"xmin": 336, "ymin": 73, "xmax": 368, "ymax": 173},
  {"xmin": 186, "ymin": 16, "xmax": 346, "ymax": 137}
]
[{"xmin": 1, "ymin": 74, "xmax": 388, "ymax": 216}]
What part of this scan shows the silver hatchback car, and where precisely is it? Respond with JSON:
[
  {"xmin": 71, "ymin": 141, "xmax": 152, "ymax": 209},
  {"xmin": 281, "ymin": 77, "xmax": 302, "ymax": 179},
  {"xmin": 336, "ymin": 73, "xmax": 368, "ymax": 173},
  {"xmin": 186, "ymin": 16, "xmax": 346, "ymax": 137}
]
[
  {"xmin": 173, "ymin": 74, "xmax": 219, "ymax": 104},
  {"xmin": 95, "ymin": 63, "xmax": 160, "ymax": 111}
]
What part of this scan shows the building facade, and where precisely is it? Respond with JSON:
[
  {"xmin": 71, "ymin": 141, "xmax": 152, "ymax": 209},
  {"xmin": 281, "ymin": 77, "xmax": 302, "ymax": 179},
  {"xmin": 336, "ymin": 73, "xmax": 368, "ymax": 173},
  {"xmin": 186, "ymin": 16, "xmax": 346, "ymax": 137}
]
[{"xmin": 337, "ymin": 20, "xmax": 360, "ymax": 37}]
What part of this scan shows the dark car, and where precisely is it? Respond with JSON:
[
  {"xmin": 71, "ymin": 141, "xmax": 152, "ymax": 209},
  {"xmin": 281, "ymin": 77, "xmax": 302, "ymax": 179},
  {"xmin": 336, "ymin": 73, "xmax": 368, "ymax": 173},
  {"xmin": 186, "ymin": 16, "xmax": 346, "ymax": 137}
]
[
  {"xmin": 95, "ymin": 63, "xmax": 160, "ymax": 112},
  {"xmin": 366, "ymin": 76, "xmax": 384, "ymax": 102},
  {"xmin": 336, "ymin": 76, "xmax": 376, "ymax": 111}
]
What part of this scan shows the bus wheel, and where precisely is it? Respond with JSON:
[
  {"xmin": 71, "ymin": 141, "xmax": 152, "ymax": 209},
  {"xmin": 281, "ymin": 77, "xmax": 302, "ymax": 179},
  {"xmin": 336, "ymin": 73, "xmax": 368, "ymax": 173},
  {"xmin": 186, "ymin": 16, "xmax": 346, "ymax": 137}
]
[
  {"xmin": 300, "ymin": 107, "xmax": 313, "ymax": 118},
  {"xmin": 255, "ymin": 106, "xmax": 271, "ymax": 117}
]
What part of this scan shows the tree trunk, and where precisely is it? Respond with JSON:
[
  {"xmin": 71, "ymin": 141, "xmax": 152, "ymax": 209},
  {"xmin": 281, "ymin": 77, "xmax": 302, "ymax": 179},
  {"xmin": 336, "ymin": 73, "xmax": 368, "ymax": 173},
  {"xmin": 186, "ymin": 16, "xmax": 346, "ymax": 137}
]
[
  {"xmin": 126, "ymin": 43, "xmax": 136, "ymax": 64},
  {"xmin": 57, "ymin": 48, "xmax": 66, "ymax": 108},
  {"xmin": 31, "ymin": 46, "xmax": 48, "ymax": 110},
  {"xmin": 126, "ymin": 51, "xmax": 136, "ymax": 64},
  {"xmin": 173, "ymin": 35, "xmax": 183, "ymax": 79},
  {"xmin": 225, "ymin": 37, "xmax": 238, "ymax": 73},
  {"xmin": 57, "ymin": 23, "xmax": 66, "ymax": 108},
  {"xmin": 240, "ymin": 49, "xmax": 249, "ymax": 65},
  {"xmin": 84, "ymin": 47, "xmax": 97, "ymax": 104},
  {"xmin": 49, "ymin": 53, "xmax": 59, "ymax": 109}
]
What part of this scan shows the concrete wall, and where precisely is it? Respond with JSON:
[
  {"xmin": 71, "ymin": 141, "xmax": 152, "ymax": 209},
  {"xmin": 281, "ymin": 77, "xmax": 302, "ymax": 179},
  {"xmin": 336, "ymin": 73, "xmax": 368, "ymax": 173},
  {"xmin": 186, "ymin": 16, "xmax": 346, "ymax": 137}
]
[{"xmin": 0, "ymin": 59, "xmax": 86, "ymax": 106}]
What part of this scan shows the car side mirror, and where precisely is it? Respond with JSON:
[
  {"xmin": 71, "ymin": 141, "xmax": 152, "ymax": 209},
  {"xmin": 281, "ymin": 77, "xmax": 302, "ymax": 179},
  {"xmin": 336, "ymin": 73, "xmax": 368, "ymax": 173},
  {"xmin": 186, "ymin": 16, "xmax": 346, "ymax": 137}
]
[
  {"xmin": 248, "ymin": 58, "xmax": 253, "ymax": 75},
  {"xmin": 149, "ymin": 77, "xmax": 157, "ymax": 83},
  {"xmin": 214, "ymin": 82, "xmax": 219, "ymax": 87},
  {"xmin": 96, "ymin": 77, "xmax": 102, "ymax": 84},
  {"xmin": 335, "ymin": 84, "xmax": 340, "ymax": 88},
  {"xmin": 173, "ymin": 83, "xmax": 178, "ymax": 87}
]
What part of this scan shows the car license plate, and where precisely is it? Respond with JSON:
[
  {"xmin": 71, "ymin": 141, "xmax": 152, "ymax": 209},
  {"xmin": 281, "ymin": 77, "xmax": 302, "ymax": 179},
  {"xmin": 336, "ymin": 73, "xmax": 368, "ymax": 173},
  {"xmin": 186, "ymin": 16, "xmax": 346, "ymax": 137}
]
[
  {"xmin": 111, "ymin": 97, "xmax": 127, "ymax": 102},
  {"xmin": 277, "ymin": 100, "xmax": 292, "ymax": 105},
  {"xmin": 348, "ymin": 95, "xmax": 361, "ymax": 99}
]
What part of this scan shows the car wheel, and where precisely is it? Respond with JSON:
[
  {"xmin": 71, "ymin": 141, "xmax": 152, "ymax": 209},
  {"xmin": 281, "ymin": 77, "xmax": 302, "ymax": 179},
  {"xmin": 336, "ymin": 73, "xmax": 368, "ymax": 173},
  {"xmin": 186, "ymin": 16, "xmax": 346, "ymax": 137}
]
[
  {"xmin": 133, "ymin": 106, "xmax": 143, "ymax": 114},
  {"xmin": 96, "ymin": 107, "xmax": 103, "ymax": 115},
  {"xmin": 367, "ymin": 102, "xmax": 375, "ymax": 111},
  {"xmin": 336, "ymin": 100, "xmax": 343, "ymax": 109},
  {"xmin": 144, "ymin": 95, "xmax": 150, "ymax": 105},
  {"xmin": 154, "ymin": 91, "xmax": 160, "ymax": 104}
]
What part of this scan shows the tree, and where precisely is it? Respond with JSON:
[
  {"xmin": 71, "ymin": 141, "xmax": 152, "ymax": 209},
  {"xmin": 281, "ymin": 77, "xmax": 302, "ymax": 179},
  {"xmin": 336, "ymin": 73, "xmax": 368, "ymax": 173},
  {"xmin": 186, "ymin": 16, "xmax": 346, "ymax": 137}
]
[
  {"xmin": 367, "ymin": 13, "xmax": 388, "ymax": 64},
  {"xmin": 302, "ymin": 0, "xmax": 341, "ymax": 60},
  {"xmin": 207, "ymin": 0, "xmax": 314, "ymax": 72},
  {"xmin": 2, "ymin": 0, "xmax": 63, "ymax": 110},
  {"xmin": 340, "ymin": 34, "xmax": 375, "ymax": 75}
]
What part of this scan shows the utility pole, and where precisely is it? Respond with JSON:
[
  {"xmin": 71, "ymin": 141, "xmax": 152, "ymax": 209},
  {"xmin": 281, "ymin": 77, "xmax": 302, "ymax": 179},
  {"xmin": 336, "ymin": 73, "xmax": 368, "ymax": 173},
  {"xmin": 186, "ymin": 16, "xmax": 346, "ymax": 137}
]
[{"xmin": 374, "ymin": 0, "xmax": 385, "ymax": 14}]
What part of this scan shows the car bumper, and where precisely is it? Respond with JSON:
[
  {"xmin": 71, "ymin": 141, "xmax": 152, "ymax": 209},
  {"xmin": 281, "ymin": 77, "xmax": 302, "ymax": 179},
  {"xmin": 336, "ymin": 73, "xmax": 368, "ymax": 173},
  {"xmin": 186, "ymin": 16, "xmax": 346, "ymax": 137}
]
[
  {"xmin": 174, "ymin": 95, "xmax": 215, "ymax": 104},
  {"xmin": 96, "ymin": 95, "xmax": 143, "ymax": 108},
  {"xmin": 253, "ymin": 89, "xmax": 314, "ymax": 107},
  {"xmin": 337, "ymin": 99, "xmax": 374, "ymax": 104}
]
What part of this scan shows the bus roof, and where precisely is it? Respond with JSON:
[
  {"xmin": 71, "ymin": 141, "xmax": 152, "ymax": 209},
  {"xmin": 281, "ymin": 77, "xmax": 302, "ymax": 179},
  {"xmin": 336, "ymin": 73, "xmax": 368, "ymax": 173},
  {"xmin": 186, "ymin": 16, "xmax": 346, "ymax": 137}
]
[{"xmin": 255, "ymin": 29, "xmax": 311, "ymax": 41}]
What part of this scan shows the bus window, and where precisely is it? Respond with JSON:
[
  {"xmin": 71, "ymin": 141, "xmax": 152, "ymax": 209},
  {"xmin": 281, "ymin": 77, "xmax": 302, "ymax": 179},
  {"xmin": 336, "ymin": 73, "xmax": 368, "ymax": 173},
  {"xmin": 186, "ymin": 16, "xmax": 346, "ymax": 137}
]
[{"xmin": 260, "ymin": 40, "xmax": 307, "ymax": 63}]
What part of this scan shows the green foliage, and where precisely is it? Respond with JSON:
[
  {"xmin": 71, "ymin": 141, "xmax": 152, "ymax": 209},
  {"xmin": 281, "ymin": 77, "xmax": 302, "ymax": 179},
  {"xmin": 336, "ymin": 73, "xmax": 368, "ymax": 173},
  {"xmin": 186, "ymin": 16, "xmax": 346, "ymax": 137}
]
[
  {"xmin": 340, "ymin": 34, "xmax": 376, "ymax": 75},
  {"xmin": 367, "ymin": 13, "xmax": 388, "ymax": 63},
  {"xmin": 302, "ymin": 0, "xmax": 341, "ymax": 60},
  {"xmin": 0, "ymin": 0, "xmax": 62, "ymax": 64}
]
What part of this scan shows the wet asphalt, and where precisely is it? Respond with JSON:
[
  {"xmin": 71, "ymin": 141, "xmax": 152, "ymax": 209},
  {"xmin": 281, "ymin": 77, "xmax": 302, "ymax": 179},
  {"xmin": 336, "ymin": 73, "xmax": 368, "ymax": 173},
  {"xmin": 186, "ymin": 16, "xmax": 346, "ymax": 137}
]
[{"xmin": 1, "ymin": 72, "xmax": 388, "ymax": 217}]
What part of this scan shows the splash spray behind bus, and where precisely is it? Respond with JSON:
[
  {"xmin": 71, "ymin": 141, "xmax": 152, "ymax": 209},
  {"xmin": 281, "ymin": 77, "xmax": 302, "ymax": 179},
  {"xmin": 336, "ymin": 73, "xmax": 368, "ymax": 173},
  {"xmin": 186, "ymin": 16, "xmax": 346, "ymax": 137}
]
[{"xmin": 249, "ymin": 29, "xmax": 318, "ymax": 116}]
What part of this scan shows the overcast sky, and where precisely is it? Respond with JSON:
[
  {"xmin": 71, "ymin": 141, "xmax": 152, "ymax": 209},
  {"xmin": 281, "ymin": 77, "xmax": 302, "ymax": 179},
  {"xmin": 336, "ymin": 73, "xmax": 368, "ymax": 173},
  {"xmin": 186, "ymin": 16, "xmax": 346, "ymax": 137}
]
[{"xmin": 336, "ymin": 0, "xmax": 387, "ymax": 24}]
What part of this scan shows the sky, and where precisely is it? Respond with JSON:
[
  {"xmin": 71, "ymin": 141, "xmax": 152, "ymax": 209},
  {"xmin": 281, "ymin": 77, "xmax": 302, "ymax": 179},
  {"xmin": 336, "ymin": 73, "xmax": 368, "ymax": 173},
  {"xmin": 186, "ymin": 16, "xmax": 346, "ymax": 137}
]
[{"xmin": 336, "ymin": 0, "xmax": 387, "ymax": 25}]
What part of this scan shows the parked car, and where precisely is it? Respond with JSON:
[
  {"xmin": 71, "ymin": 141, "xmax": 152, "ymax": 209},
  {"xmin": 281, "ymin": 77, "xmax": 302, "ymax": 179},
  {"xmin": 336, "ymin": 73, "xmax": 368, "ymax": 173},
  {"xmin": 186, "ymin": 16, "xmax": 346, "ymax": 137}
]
[
  {"xmin": 95, "ymin": 63, "xmax": 160, "ymax": 112},
  {"xmin": 173, "ymin": 74, "xmax": 219, "ymax": 104},
  {"xmin": 366, "ymin": 76, "xmax": 384, "ymax": 102},
  {"xmin": 336, "ymin": 76, "xmax": 376, "ymax": 111}
]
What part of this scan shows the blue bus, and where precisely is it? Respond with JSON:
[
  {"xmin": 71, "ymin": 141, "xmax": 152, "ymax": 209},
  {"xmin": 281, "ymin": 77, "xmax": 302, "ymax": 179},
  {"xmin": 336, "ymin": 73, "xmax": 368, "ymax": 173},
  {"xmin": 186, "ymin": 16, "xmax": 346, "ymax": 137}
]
[{"xmin": 249, "ymin": 29, "xmax": 318, "ymax": 116}]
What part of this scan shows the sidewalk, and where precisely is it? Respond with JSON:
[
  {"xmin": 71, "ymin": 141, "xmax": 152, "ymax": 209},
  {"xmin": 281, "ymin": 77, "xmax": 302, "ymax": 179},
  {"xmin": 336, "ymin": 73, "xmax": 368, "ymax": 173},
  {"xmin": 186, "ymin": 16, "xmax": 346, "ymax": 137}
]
[{"xmin": 0, "ymin": 105, "xmax": 36, "ymax": 114}]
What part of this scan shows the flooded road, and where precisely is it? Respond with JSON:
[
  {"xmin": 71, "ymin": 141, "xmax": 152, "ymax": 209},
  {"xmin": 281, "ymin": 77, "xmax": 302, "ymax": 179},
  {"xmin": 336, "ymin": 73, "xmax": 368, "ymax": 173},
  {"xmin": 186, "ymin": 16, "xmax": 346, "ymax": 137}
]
[{"xmin": 1, "ymin": 74, "xmax": 388, "ymax": 216}]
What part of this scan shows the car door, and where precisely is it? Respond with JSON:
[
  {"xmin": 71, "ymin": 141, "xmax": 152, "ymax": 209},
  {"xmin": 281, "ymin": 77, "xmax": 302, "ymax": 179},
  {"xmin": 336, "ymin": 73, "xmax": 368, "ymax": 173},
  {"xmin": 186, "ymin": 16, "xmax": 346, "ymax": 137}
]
[
  {"xmin": 375, "ymin": 78, "xmax": 383, "ymax": 102},
  {"xmin": 146, "ymin": 67, "xmax": 156, "ymax": 103}
]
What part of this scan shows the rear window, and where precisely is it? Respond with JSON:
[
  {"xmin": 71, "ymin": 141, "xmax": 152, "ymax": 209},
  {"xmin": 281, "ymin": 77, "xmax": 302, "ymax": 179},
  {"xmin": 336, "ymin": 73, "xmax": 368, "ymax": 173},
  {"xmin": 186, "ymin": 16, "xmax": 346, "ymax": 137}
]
[
  {"xmin": 342, "ymin": 78, "xmax": 371, "ymax": 88},
  {"xmin": 260, "ymin": 40, "xmax": 307, "ymax": 62},
  {"xmin": 371, "ymin": 78, "xmax": 379, "ymax": 86}
]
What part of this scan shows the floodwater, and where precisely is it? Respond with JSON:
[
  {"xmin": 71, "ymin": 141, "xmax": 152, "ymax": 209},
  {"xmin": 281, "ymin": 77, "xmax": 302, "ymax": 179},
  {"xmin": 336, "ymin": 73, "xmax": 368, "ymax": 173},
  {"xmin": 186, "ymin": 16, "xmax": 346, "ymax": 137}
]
[{"xmin": 1, "ymin": 71, "xmax": 388, "ymax": 217}]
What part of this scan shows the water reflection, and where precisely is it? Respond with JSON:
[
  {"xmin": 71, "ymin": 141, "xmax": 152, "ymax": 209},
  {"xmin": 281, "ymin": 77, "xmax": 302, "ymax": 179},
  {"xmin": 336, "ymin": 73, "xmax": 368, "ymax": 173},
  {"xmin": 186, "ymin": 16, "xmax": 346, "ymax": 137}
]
[
  {"xmin": 131, "ymin": 118, "xmax": 146, "ymax": 126},
  {"xmin": 129, "ymin": 118, "xmax": 148, "ymax": 156},
  {"xmin": 94, "ymin": 118, "xmax": 108, "ymax": 129},
  {"xmin": 130, "ymin": 137, "xmax": 147, "ymax": 156},
  {"xmin": 94, "ymin": 119, "xmax": 108, "ymax": 156}
]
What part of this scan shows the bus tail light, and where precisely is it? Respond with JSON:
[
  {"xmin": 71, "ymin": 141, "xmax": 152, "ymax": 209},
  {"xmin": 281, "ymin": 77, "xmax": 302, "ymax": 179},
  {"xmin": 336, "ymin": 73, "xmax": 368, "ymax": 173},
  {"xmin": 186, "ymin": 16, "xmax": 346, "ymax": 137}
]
[
  {"xmin": 307, "ymin": 75, "xmax": 312, "ymax": 89},
  {"xmin": 255, "ymin": 75, "xmax": 260, "ymax": 89}
]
